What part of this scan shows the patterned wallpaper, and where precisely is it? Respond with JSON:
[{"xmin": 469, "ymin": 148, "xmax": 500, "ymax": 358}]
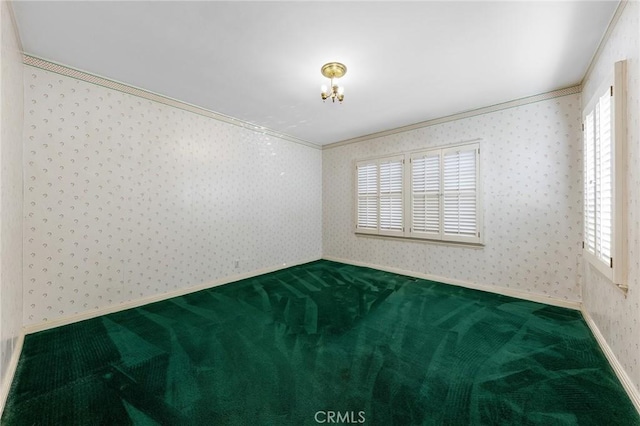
[
  {"xmin": 323, "ymin": 94, "xmax": 583, "ymax": 303},
  {"xmin": 0, "ymin": 0, "xmax": 24, "ymax": 403},
  {"xmin": 581, "ymin": 1, "xmax": 640, "ymax": 394},
  {"xmin": 13, "ymin": 1, "xmax": 638, "ymax": 402},
  {"xmin": 22, "ymin": 67, "xmax": 322, "ymax": 326}
]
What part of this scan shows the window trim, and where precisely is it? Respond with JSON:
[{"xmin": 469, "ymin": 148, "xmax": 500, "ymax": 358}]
[
  {"xmin": 354, "ymin": 139, "xmax": 483, "ymax": 246},
  {"xmin": 355, "ymin": 155, "xmax": 405, "ymax": 237},
  {"xmin": 582, "ymin": 60, "xmax": 627, "ymax": 289},
  {"xmin": 409, "ymin": 148, "xmax": 443, "ymax": 241}
]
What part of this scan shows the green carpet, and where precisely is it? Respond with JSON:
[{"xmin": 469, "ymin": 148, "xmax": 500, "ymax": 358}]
[{"xmin": 3, "ymin": 260, "xmax": 639, "ymax": 425}]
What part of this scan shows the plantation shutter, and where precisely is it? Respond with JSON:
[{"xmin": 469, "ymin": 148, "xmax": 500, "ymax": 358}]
[
  {"xmin": 442, "ymin": 145, "xmax": 479, "ymax": 242},
  {"xmin": 356, "ymin": 162, "xmax": 378, "ymax": 233},
  {"xmin": 597, "ymin": 90, "xmax": 612, "ymax": 264},
  {"xmin": 355, "ymin": 141, "xmax": 482, "ymax": 243},
  {"xmin": 581, "ymin": 61, "xmax": 628, "ymax": 286},
  {"xmin": 584, "ymin": 88, "xmax": 613, "ymax": 263},
  {"xmin": 410, "ymin": 151, "xmax": 441, "ymax": 238},
  {"xmin": 584, "ymin": 111, "xmax": 596, "ymax": 254},
  {"xmin": 379, "ymin": 157, "xmax": 404, "ymax": 235}
]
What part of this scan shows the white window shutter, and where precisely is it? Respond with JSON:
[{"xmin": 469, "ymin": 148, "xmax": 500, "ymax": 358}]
[
  {"xmin": 410, "ymin": 152, "xmax": 441, "ymax": 238},
  {"xmin": 356, "ymin": 141, "xmax": 482, "ymax": 245},
  {"xmin": 356, "ymin": 162, "xmax": 378, "ymax": 232},
  {"xmin": 585, "ymin": 88, "xmax": 613, "ymax": 264},
  {"xmin": 442, "ymin": 146, "xmax": 479, "ymax": 242},
  {"xmin": 582, "ymin": 60, "xmax": 626, "ymax": 287},
  {"xmin": 584, "ymin": 111, "xmax": 596, "ymax": 255},
  {"xmin": 408, "ymin": 143, "xmax": 481, "ymax": 243},
  {"xmin": 597, "ymin": 91, "xmax": 612, "ymax": 264},
  {"xmin": 379, "ymin": 157, "xmax": 404, "ymax": 235}
]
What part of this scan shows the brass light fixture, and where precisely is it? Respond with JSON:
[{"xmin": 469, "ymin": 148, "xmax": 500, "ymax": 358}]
[{"xmin": 320, "ymin": 62, "xmax": 347, "ymax": 103}]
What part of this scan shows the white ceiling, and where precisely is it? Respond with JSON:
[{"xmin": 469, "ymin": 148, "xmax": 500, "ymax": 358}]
[{"xmin": 12, "ymin": 1, "xmax": 618, "ymax": 146}]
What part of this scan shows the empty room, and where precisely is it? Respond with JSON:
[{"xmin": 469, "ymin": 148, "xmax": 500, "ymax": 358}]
[{"xmin": 0, "ymin": 0, "xmax": 639, "ymax": 424}]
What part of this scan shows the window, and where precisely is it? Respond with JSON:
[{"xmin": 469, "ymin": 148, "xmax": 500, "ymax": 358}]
[
  {"xmin": 410, "ymin": 150, "xmax": 441, "ymax": 238},
  {"xmin": 356, "ymin": 156, "xmax": 404, "ymax": 236},
  {"xmin": 379, "ymin": 158, "xmax": 404, "ymax": 234},
  {"xmin": 355, "ymin": 141, "xmax": 482, "ymax": 245},
  {"xmin": 411, "ymin": 144, "xmax": 481, "ymax": 243},
  {"xmin": 583, "ymin": 60, "xmax": 626, "ymax": 286}
]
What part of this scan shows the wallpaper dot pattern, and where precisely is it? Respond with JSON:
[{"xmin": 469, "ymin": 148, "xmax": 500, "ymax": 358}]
[
  {"xmin": 581, "ymin": 0, "xmax": 640, "ymax": 394},
  {"xmin": 22, "ymin": 67, "xmax": 322, "ymax": 326},
  {"xmin": 16, "ymin": 3, "xmax": 640, "ymax": 402},
  {"xmin": 323, "ymin": 94, "xmax": 583, "ymax": 303},
  {"xmin": 1, "ymin": 0, "xmax": 25, "ymax": 400}
]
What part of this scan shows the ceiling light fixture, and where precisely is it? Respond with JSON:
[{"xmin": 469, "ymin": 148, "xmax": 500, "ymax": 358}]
[{"xmin": 320, "ymin": 62, "xmax": 347, "ymax": 103}]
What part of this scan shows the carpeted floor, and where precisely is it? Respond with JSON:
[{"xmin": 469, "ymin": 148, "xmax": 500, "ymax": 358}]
[{"xmin": 3, "ymin": 260, "xmax": 639, "ymax": 425}]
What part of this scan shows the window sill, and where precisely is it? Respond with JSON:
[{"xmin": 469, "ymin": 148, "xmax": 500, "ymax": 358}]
[
  {"xmin": 584, "ymin": 253, "xmax": 628, "ymax": 297},
  {"xmin": 354, "ymin": 232, "xmax": 485, "ymax": 249}
]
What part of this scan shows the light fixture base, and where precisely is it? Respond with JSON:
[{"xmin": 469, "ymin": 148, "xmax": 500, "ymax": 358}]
[{"xmin": 321, "ymin": 62, "xmax": 347, "ymax": 79}]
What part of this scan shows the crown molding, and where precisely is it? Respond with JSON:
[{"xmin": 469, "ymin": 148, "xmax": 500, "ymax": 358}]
[
  {"xmin": 582, "ymin": 0, "xmax": 628, "ymax": 85},
  {"xmin": 23, "ymin": 55, "xmax": 321, "ymax": 150},
  {"xmin": 4, "ymin": 1, "xmax": 23, "ymax": 53},
  {"xmin": 323, "ymin": 85, "xmax": 581, "ymax": 150},
  {"xmin": 23, "ymin": 54, "xmax": 586, "ymax": 152}
]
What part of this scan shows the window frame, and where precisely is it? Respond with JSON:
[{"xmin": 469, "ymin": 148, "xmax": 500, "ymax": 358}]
[
  {"xmin": 582, "ymin": 60, "xmax": 627, "ymax": 288},
  {"xmin": 355, "ymin": 155, "xmax": 405, "ymax": 237},
  {"xmin": 409, "ymin": 149, "xmax": 443, "ymax": 241},
  {"xmin": 354, "ymin": 140, "xmax": 483, "ymax": 245},
  {"xmin": 409, "ymin": 143, "xmax": 482, "ymax": 244}
]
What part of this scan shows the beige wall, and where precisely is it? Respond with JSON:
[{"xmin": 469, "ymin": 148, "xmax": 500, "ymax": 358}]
[
  {"xmin": 4, "ymin": 0, "xmax": 638, "ymax": 408},
  {"xmin": 323, "ymin": 93, "xmax": 583, "ymax": 305},
  {"xmin": 22, "ymin": 66, "xmax": 322, "ymax": 326},
  {"xmin": 0, "ymin": 0, "xmax": 24, "ymax": 406},
  {"xmin": 581, "ymin": 0, "xmax": 640, "ymax": 394}
]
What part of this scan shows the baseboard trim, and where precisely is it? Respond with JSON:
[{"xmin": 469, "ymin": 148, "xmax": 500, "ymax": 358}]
[
  {"xmin": 0, "ymin": 332, "xmax": 25, "ymax": 415},
  {"xmin": 24, "ymin": 257, "xmax": 321, "ymax": 335},
  {"xmin": 581, "ymin": 308, "xmax": 640, "ymax": 414},
  {"xmin": 11, "ymin": 256, "xmax": 640, "ymax": 417},
  {"xmin": 322, "ymin": 256, "xmax": 581, "ymax": 310}
]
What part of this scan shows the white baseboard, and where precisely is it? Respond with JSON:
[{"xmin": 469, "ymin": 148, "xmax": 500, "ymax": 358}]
[
  {"xmin": 24, "ymin": 257, "xmax": 321, "ymax": 335},
  {"xmin": 322, "ymin": 256, "xmax": 581, "ymax": 310},
  {"xmin": 0, "ymin": 331, "xmax": 25, "ymax": 415},
  {"xmin": 581, "ymin": 308, "xmax": 640, "ymax": 414},
  {"xmin": 324, "ymin": 256, "xmax": 640, "ymax": 415},
  {"xmin": 8, "ymin": 256, "xmax": 640, "ymax": 418}
]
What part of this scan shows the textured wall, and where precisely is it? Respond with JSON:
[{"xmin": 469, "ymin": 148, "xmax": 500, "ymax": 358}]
[
  {"xmin": 0, "ymin": 0, "xmax": 24, "ymax": 403},
  {"xmin": 23, "ymin": 67, "xmax": 322, "ymax": 326},
  {"xmin": 323, "ymin": 94, "xmax": 583, "ymax": 303},
  {"xmin": 581, "ymin": 1, "xmax": 640, "ymax": 393}
]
